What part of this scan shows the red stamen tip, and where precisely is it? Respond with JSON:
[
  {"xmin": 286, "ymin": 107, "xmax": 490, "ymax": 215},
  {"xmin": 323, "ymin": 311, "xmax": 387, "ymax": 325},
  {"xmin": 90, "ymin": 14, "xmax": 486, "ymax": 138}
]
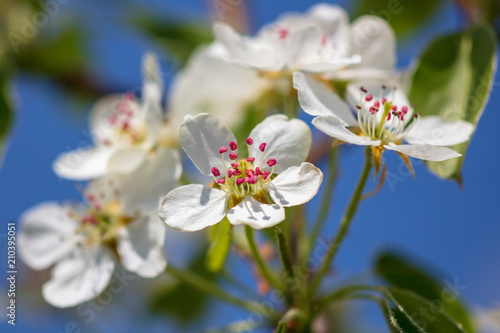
[
  {"xmin": 229, "ymin": 152, "xmax": 238, "ymax": 160},
  {"xmin": 219, "ymin": 146, "xmax": 228, "ymax": 154},
  {"xmin": 217, "ymin": 179, "xmax": 225, "ymax": 184},
  {"xmin": 229, "ymin": 141, "xmax": 238, "ymax": 150},
  {"xmin": 246, "ymin": 138, "xmax": 254, "ymax": 145},
  {"xmin": 267, "ymin": 158, "xmax": 277, "ymax": 167},
  {"xmin": 211, "ymin": 167, "xmax": 220, "ymax": 177},
  {"xmin": 259, "ymin": 143, "xmax": 267, "ymax": 152},
  {"xmin": 365, "ymin": 94, "xmax": 373, "ymax": 101}
]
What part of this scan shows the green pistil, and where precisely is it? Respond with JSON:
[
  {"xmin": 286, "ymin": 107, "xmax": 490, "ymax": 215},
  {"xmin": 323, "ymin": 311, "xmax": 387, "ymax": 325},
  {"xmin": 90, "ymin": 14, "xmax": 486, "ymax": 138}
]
[{"xmin": 375, "ymin": 101, "xmax": 393, "ymax": 138}]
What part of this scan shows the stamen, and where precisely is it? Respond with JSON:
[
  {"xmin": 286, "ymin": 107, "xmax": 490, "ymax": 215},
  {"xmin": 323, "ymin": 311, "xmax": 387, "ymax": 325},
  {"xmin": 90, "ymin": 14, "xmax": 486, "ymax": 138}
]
[
  {"xmin": 246, "ymin": 138, "xmax": 254, "ymax": 145},
  {"xmin": 219, "ymin": 146, "xmax": 228, "ymax": 154},
  {"xmin": 267, "ymin": 158, "xmax": 277, "ymax": 167},
  {"xmin": 236, "ymin": 178, "xmax": 246, "ymax": 186},
  {"xmin": 259, "ymin": 143, "xmax": 267, "ymax": 152},
  {"xmin": 246, "ymin": 157, "xmax": 255, "ymax": 162},
  {"xmin": 229, "ymin": 152, "xmax": 238, "ymax": 160},
  {"xmin": 229, "ymin": 141, "xmax": 238, "ymax": 150},
  {"xmin": 360, "ymin": 87, "xmax": 367, "ymax": 93},
  {"xmin": 211, "ymin": 167, "xmax": 221, "ymax": 177},
  {"xmin": 231, "ymin": 163, "xmax": 239, "ymax": 168},
  {"xmin": 217, "ymin": 179, "xmax": 225, "ymax": 184},
  {"xmin": 227, "ymin": 170, "xmax": 233, "ymax": 178},
  {"xmin": 263, "ymin": 172, "xmax": 270, "ymax": 180},
  {"xmin": 365, "ymin": 94, "xmax": 373, "ymax": 102}
]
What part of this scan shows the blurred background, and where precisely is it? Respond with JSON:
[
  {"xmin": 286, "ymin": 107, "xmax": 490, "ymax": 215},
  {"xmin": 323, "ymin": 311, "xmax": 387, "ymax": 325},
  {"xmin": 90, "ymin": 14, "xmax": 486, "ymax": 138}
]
[{"xmin": 0, "ymin": 0, "xmax": 499, "ymax": 332}]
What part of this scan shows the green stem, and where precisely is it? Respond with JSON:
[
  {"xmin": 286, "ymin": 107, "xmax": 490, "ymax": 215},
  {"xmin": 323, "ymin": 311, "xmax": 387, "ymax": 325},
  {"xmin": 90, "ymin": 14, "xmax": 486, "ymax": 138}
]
[
  {"xmin": 306, "ymin": 147, "xmax": 338, "ymax": 257},
  {"xmin": 166, "ymin": 265, "xmax": 279, "ymax": 319},
  {"xmin": 313, "ymin": 285, "xmax": 376, "ymax": 315},
  {"xmin": 244, "ymin": 226, "xmax": 284, "ymax": 294},
  {"xmin": 309, "ymin": 147, "xmax": 372, "ymax": 296}
]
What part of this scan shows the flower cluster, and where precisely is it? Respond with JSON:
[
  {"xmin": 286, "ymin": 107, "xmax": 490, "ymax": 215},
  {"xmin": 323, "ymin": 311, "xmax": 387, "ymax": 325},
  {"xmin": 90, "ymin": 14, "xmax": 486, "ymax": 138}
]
[{"xmin": 18, "ymin": 3, "xmax": 476, "ymax": 318}]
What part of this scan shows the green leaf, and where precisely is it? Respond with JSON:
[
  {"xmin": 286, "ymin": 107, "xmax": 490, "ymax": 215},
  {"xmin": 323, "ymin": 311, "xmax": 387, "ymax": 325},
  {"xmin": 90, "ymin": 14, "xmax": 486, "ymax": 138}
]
[
  {"xmin": 409, "ymin": 23, "xmax": 497, "ymax": 183},
  {"xmin": 149, "ymin": 248, "xmax": 215, "ymax": 322},
  {"xmin": 15, "ymin": 28, "xmax": 84, "ymax": 77},
  {"xmin": 275, "ymin": 321, "xmax": 288, "ymax": 333},
  {"xmin": 0, "ymin": 68, "xmax": 13, "ymax": 167},
  {"xmin": 206, "ymin": 218, "xmax": 231, "ymax": 272},
  {"xmin": 355, "ymin": 0, "xmax": 444, "ymax": 37},
  {"xmin": 375, "ymin": 252, "xmax": 474, "ymax": 332},
  {"xmin": 382, "ymin": 287, "xmax": 467, "ymax": 333},
  {"xmin": 132, "ymin": 16, "xmax": 213, "ymax": 65},
  {"xmin": 380, "ymin": 299, "xmax": 420, "ymax": 333}
]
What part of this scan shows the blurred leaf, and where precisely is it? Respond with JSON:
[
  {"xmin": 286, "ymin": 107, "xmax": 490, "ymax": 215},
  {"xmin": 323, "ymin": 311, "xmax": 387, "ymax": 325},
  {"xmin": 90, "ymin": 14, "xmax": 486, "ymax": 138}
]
[
  {"xmin": 275, "ymin": 321, "xmax": 288, "ymax": 333},
  {"xmin": 132, "ymin": 16, "xmax": 213, "ymax": 65},
  {"xmin": 409, "ymin": 23, "xmax": 497, "ymax": 183},
  {"xmin": 375, "ymin": 252, "xmax": 475, "ymax": 332},
  {"xmin": 355, "ymin": 0, "xmax": 444, "ymax": 37},
  {"xmin": 382, "ymin": 287, "xmax": 467, "ymax": 333},
  {"xmin": 150, "ymin": 248, "xmax": 215, "ymax": 322},
  {"xmin": 380, "ymin": 299, "xmax": 420, "ymax": 333},
  {"xmin": 15, "ymin": 28, "xmax": 84, "ymax": 77},
  {"xmin": 206, "ymin": 218, "xmax": 231, "ymax": 272},
  {"xmin": 0, "ymin": 68, "xmax": 13, "ymax": 166}
]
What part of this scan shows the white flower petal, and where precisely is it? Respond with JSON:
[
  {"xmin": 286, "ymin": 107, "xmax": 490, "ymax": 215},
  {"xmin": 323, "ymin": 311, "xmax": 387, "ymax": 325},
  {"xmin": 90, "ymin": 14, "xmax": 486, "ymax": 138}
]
[
  {"xmin": 141, "ymin": 52, "xmax": 163, "ymax": 110},
  {"xmin": 307, "ymin": 3, "xmax": 350, "ymax": 36},
  {"xmin": 293, "ymin": 71, "xmax": 357, "ymax": 126},
  {"xmin": 107, "ymin": 147, "xmax": 148, "ymax": 175},
  {"xmin": 158, "ymin": 184, "xmax": 228, "ymax": 232},
  {"xmin": 117, "ymin": 215, "xmax": 167, "ymax": 278},
  {"xmin": 119, "ymin": 147, "xmax": 181, "ymax": 215},
  {"xmin": 350, "ymin": 16, "xmax": 396, "ymax": 70},
  {"xmin": 249, "ymin": 115, "xmax": 311, "ymax": 173},
  {"xmin": 227, "ymin": 196, "xmax": 285, "ymax": 229},
  {"xmin": 267, "ymin": 162, "xmax": 323, "ymax": 207},
  {"xmin": 52, "ymin": 147, "xmax": 114, "ymax": 180},
  {"xmin": 299, "ymin": 55, "xmax": 362, "ymax": 74},
  {"xmin": 42, "ymin": 245, "xmax": 115, "ymax": 308},
  {"xmin": 384, "ymin": 143, "xmax": 461, "ymax": 161},
  {"xmin": 213, "ymin": 22, "xmax": 274, "ymax": 70},
  {"xmin": 404, "ymin": 116, "xmax": 474, "ymax": 146},
  {"xmin": 312, "ymin": 115, "xmax": 381, "ymax": 146},
  {"xmin": 180, "ymin": 113, "xmax": 237, "ymax": 176},
  {"xmin": 19, "ymin": 203, "xmax": 81, "ymax": 270},
  {"xmin": 88, "ymin": 95, "xmax": 123, "ymax": 144},
  {"xmin": 284, "ymin": 25, "xmax": 322, "ymax": 67}
]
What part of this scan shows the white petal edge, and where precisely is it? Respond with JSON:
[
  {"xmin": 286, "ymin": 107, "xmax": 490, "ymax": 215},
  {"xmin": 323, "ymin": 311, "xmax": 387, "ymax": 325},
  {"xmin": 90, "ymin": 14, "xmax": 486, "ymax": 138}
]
[
  {"xmin": 158, "ymin": 184, "xmax": 228, "ymax": 232},
  {"xmin": 312, "ymin": 115, "xmax": 381, "ymax": 146},
  {"xmin": 107, "ymin": 147, "xmax": 148, "ymax": 175},
  {"xmin": 227, "ymin": 196, "xmax": 285, "ymax": 229},
  {"xmin": 384, "ymin": 143, "xmax": 462, "ymax": 161},
  {"xmin": 180, "ymin": 113, "xmax": 237, "ymax": 176},
  {"xmin": 249, "ymin": 114, "xmax": 312, "ymax": 173},
  {"xmin": 293, "ymin": 71, "xmax": 357, "ymax": 126},
  {"xmin": 404, "ymin": 116, "xmax": 474, "ymax": 146},
  {"xmin": 350, "ymin": 15, "xmax": 396, "ymax": 70},
  {"xmin": 267, "ymin": 162, "xmax": 323, "ymax": 207},
  {"xmin": 117, "ymin": 215, "xmax": 167, "ymax": 278},
  {"xmin": 52, "ymin": 147, "xmax": 115, "ymax": 180},
  {"xmin": 18, "ymin": 203, "xmax": 81, "ymax": 270},
  {"xmin": 42, "ymin": 245, "xmax": 115, "ymax": 308}
]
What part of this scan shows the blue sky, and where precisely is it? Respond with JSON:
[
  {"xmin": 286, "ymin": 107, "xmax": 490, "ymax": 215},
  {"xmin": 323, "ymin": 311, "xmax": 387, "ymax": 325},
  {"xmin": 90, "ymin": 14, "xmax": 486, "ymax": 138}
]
[{"xmin": 1, "ymin": 0, "xmax": 499, "ymax": 332}]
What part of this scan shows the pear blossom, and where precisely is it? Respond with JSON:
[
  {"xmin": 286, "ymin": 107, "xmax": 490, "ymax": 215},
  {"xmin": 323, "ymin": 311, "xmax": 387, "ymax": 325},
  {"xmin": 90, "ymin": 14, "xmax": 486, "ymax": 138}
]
[
  {"xmin": 19, "ymin": 148, "xmax": 180, "ymax": 308},
  {"xmin": 166, "ymin": 42, "xmax": 272, "ymax": 136},
  {"xmin": 158, "ymin": 113, "xmax": 323, "ymax": 231},
  {"xmin": 295, "ymin": 79, "xmax": 475, "ymax": 162},
  {"xmin": 53, "ymin": 53, "xmax": 166, "ymax": 180},
  {"xmin": 213, "ymin": 3, "xmax": 395, "ymax": 79}
]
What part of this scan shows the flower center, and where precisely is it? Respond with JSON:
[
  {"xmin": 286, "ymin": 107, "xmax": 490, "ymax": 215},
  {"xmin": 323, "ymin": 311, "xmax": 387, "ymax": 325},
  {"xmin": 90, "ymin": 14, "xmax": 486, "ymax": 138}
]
[
  {"xmin": 102, "ymin": 92, "xmax": 147, "ymax": 147},
  {"xmin": 211, "ymin": 138, "xmax": 277, "ymax": 202},
  {"xmin": 355, "ymin": 86, "xmax": 420, "ymax": 143},
  {"xmin": 70, "ymin": 187, "xmax": 131, "ymax": 245}
]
